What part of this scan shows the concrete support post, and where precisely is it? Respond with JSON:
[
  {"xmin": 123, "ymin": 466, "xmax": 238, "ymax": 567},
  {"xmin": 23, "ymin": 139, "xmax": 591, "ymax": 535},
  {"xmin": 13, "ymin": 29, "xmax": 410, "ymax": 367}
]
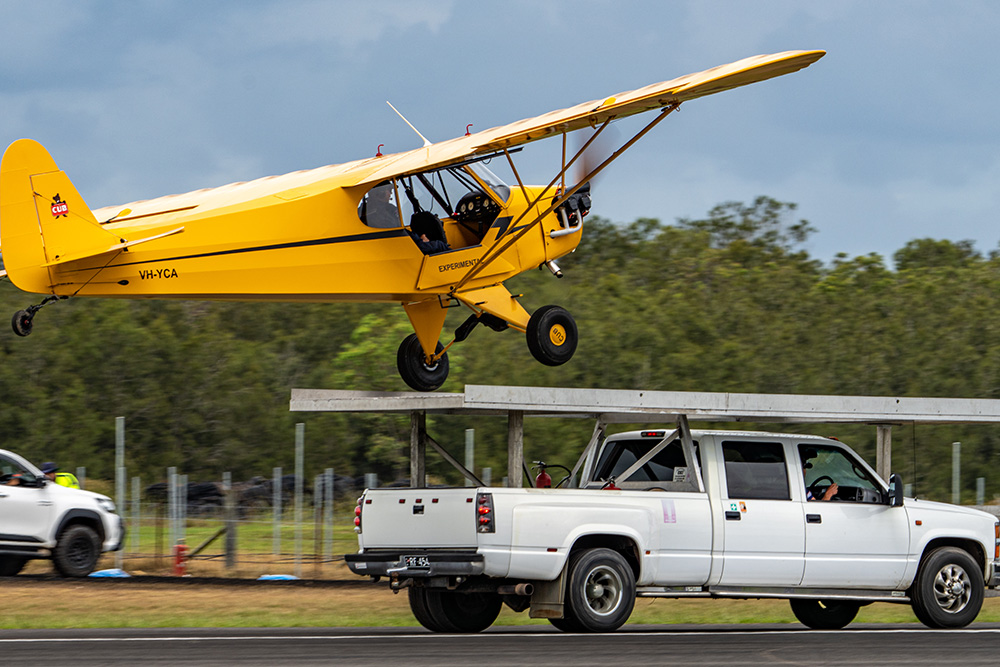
[
  {"xmin": 507, "ymin": 410, "xmax": 524, "ymax": 488},
  {"xmin": 294, "ymin": 423, "xmax": 304, "ymax": 578},
  {"xmin": 464, "ymin": 429, "xmax": 475, "ymax": 487},
  {"xmin": 272, "ymin": 466, "xmax": 282, "ymax": 556},
  {"xmin": 410, "ymin": 411, "xmax": 426, "ymax": 488},
  {"xmin": 875, "ymin": 425, "xmax": 892, "ymax": 482},
  {"xmin": 952, "ymin": 441, "xmax": 961, "ymax": 505}
]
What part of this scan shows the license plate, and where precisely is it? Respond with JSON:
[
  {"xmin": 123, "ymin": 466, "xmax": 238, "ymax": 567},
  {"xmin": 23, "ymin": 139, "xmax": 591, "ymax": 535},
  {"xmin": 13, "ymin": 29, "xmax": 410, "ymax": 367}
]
[{"xmin": 403, "ymin": 555, "xmax": 430, "ymax": 568}]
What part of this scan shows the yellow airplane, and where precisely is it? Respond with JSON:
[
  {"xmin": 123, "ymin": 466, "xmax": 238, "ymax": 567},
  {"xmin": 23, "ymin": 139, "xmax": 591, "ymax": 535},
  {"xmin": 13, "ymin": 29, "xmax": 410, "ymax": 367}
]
[{"xmin": 0, "ymin": 50, "xmax": 823, "ymax": 391}]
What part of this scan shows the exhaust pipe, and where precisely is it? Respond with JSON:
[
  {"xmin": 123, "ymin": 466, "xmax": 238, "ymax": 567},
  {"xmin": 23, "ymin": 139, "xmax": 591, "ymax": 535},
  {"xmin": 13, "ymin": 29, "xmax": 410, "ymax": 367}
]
[{"xmin": 497, "ymin": 583, "xmax": 534, "ymax": 596}]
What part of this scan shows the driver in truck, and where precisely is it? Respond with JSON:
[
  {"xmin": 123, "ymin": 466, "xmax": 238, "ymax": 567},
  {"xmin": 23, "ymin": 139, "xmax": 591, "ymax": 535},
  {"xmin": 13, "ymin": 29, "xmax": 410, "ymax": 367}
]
[{"xmin": 803, "ymin": 448, "xmax": 838, "ymax": 501}]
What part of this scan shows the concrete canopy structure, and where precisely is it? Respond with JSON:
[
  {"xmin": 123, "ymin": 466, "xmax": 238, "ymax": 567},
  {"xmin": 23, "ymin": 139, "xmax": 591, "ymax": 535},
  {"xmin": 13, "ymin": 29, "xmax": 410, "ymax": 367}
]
[{"xmin": 290, "ymin": 385, "xmax": 1000, "ymax": 487}]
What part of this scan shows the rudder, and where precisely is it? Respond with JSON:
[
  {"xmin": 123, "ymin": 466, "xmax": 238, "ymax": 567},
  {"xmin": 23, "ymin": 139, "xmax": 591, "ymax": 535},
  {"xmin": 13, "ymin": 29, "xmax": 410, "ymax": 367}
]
[{"xmin": 0, "ymin": 139, "xmax": 118, "ymax": 294}]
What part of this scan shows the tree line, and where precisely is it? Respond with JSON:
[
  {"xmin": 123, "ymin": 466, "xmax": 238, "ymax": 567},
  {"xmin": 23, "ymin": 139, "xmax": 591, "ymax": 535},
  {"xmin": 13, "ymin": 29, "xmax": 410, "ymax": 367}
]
[{"xmin": 1, "ymin": 195, "xmax": 997, "ymax": 502}]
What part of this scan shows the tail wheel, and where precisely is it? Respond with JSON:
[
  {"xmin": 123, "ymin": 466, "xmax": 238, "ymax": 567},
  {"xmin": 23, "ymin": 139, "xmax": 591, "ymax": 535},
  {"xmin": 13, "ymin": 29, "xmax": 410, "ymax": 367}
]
[
  {"xmin": 11, "ymin": 310, "xmax": 33, "ymax": 337},
  {"xmin": 396, "ymin": 334, "xmax": 449, "ymax": 392},
  {"xmin": 526, "ymin": 305, "xmax": 578, "ymax": 366}
]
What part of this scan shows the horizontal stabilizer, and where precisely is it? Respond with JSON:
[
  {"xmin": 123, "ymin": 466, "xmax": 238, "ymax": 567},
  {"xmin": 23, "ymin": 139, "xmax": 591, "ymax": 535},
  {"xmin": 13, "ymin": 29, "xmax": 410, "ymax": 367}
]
[{"xmin": 41, "ymin": 226, "xmax": 184, "ymax": 267}]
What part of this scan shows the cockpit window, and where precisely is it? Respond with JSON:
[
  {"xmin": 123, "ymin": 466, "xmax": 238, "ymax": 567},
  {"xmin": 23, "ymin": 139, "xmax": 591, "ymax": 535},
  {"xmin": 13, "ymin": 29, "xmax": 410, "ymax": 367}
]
[{"xmin": 358, "ymin": 181, "xmax": 401, "ymax": 228}]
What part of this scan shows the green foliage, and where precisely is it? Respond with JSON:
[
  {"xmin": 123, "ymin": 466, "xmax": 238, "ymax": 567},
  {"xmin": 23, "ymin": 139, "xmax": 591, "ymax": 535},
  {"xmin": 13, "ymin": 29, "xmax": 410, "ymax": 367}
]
[{"xmin": 1, "ymin": 195, "xmax": 998, "ymax": 502}]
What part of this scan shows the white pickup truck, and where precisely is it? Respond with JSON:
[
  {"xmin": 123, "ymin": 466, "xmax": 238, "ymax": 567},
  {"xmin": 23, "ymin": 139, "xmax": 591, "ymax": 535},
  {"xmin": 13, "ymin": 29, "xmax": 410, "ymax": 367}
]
[
  {"xmin": 0, "ymin": 449, "xmax": 123, "ymax": 577},
  {"xmin": 347, "ymin": 428, "xmax": 1000, "ymax": 632}
]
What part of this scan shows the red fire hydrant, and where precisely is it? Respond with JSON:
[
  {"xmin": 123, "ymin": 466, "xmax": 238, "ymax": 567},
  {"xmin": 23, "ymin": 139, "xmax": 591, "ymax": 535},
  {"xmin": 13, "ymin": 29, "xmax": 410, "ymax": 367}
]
[{"xmin": 173, "ymin": 541, "xmax": 188, "ymax": 577}]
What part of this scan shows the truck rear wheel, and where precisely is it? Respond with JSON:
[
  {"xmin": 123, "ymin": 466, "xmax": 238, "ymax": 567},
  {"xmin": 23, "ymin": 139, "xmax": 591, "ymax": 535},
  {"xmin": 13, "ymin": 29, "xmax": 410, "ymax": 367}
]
[
  {"xmin": 910, "ymin": 546, "xmax": 984, "ymax": 629},
  {"xmin": 789, "ymin": 599, "xmax": 860, "ymax": 629},
  {"xmin": 52, "ymin": 524, "xmax": 100, "ymax": 577},
  {"xmin": 564, "ymin": 548, "xmax": 635, "ymax": 632},
  {"xmin": 408, "ymin": 587, "xmax": 449, "ymax": 632},
  {"xmin": 417, "ymin": 589, "xmax": 502, "ymax": 633}
]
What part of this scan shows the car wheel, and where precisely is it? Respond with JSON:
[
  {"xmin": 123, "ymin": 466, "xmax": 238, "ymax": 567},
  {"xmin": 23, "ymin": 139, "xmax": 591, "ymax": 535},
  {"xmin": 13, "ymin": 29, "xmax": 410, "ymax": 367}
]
[
  {"xmin": 910, "ymin": 546, "xmax": 984, "ymax": 629},
  {"xmin": 52, "ymin": 524, "xmax": 100, "ymax": 577}
]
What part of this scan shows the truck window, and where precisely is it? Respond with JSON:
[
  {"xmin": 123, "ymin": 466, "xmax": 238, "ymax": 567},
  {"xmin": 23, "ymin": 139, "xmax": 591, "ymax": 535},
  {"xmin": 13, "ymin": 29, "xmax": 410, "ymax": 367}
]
[
  {"xmin": 799, "ymin": 444, "xmax": 884, "ymax": 503},
  {"xmin": 590, "ymin": 437, "xmax": 698, "ymax": 489},
  {"xmin": 722, "ymin": 441, "xmax": 790, "ymax": 500}
]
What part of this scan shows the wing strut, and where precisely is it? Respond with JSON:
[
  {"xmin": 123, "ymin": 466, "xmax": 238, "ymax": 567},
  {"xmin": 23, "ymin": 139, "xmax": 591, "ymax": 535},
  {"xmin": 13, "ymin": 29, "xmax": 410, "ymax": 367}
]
[{"xmin": 451, "ymin": 102, "xmax": 680, "ymax": 293}]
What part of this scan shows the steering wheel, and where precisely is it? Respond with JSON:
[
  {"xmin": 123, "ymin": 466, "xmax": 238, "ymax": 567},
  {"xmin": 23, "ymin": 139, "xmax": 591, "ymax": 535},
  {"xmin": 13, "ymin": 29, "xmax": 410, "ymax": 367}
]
[{"xmin": 808, "ymin": 475, "xmax": 836, "ymax": 499}]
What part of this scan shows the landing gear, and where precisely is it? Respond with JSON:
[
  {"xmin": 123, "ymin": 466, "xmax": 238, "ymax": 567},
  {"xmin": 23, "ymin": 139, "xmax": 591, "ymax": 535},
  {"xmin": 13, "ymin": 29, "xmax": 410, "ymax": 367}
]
[
  {"xmin": 526, "ymin": 305, "xmax": 578, "ymax": 366},
  {"xmin": 11, "ymin": 295, "xmax": 66, "ymax": 337},
  {"xmin": 397, "ymin": 333, "xmax": 449, "ymax": 392}
]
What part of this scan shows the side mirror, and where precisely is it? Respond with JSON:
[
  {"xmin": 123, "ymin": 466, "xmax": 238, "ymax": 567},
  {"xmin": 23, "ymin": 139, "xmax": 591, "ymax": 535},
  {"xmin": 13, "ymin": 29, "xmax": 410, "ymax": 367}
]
[{"xmin": 888, "ymin": 473, "xmax": 904, "ymax": 507}]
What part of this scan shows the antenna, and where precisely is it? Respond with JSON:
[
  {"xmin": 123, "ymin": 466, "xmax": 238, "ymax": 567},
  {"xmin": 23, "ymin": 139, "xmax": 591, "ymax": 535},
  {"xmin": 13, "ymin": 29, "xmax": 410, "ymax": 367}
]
[{"xmin": 386, "ymin": 101, "xmax": 432, "ymax": 147}]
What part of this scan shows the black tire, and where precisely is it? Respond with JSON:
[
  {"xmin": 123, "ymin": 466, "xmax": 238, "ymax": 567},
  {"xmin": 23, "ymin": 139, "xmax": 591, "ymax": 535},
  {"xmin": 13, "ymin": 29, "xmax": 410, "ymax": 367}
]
[
  {"xmin": 52, "ymin": 524, "xmax": 100, "ymax": 577},
  {"xmin": 563, "ymin": 548, "xmax": 635, "ymax": 632},
  {"xmin": 422, "ymin": 590, "xmax": 502, "ymax": 633},
  {"xmin": 0, "ymin": 556, "xmax": 27, "ymax": 576},
  {"xmin": 789, "ymin": 599, "xmax": 861, "ymax": 630},
  {"xmin": 408, "ymin": 587, "xmax": 450, "ymax": 632},
  {"xmin": 910, "ymin": 547, "xmax": 984, "ymax": 629},
  {"xmin": 547, "ymin": 608, "xmax": 586, "ymax": 633},
  {"xmin": 11, "ymin": 309, "xmax": 32, "ymax": 337},
  {"xmin": 526, "ymin": 305, "xmax": 578, "ymax": 366},
  {"xmin": 396, "ymin": 334, "xmax": 449, "ymax": 392}
]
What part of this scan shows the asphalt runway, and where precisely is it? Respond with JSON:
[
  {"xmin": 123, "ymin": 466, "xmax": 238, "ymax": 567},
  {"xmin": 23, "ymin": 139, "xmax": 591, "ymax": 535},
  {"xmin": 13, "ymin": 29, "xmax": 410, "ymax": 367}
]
[{"xmin": 1, "ymin": 624, "xmax": 999, "ymax": 666}]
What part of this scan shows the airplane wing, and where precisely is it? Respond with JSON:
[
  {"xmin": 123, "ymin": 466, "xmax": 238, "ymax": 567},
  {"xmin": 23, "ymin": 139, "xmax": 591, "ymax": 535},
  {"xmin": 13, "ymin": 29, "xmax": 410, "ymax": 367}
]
[
  {"xmin": 352, "ymin": 49, "xmax": 825, "ymax": 187},
  {"xmin": 88, "ymin": 50, "xmax": 823, "ymax": 225}
]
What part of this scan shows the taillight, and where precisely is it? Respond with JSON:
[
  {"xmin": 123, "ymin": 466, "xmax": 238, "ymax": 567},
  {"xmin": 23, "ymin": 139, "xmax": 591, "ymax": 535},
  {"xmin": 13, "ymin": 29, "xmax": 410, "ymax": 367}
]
[
  {"xmin": 354, "ymin": 496, "xmax": 364, "ymax": 534},
  {"xmin": 994, "ymin": 522, "xmax": 999, "ymax": 560},
  {"xmin": 476, "ymin": 492, "xmax": 495, "ymax": 533}
]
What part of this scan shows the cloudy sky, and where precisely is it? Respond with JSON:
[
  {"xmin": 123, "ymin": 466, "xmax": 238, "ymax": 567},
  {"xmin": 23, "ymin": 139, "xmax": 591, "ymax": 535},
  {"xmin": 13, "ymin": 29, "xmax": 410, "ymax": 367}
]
[{"xmin": 2, "ymin": 1, "xmax": 997, "ymax": 264}]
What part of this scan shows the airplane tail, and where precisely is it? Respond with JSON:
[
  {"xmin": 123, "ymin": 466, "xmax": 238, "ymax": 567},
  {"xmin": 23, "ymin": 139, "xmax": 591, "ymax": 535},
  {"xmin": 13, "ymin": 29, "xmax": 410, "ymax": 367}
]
[{"xmin": 0, "ymin": 139, "xmax": 120, "ymax": 294}]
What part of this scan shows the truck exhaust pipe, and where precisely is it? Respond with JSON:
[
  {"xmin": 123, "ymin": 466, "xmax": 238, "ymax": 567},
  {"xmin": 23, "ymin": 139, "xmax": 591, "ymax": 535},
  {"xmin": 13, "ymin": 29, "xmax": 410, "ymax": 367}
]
[{"xmin": 497, "ymin": 583, "xmax": 534, "ymax": 596}]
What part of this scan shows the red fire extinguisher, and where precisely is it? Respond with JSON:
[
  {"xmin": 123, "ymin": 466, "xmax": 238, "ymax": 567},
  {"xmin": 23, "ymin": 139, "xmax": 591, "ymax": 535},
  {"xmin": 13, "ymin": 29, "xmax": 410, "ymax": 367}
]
[
  {"xmin": 535, "ymin": 468, "xmax": 552, "ymax": 488},
  {"xmin": 173, "ymin": 541, "xmax": 188, "ymax": 576}
]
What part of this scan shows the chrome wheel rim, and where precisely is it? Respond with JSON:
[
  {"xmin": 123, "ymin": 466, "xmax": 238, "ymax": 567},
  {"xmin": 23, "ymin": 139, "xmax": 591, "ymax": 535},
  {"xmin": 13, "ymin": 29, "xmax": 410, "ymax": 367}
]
[
  {"xmin": 932, "ymin": 563, "xmax": 972, "ymax": 614},
  {"xmin": 584, "ymin": 565, "xmax": 623, "ymax": 616}
]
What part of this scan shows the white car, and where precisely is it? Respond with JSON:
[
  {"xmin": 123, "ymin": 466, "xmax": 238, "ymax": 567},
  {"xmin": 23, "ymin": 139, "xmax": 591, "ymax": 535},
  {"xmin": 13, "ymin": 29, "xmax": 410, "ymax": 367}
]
[{"xmin": 0, "ymin": 449, "xmax": 123, "ymax": 577}]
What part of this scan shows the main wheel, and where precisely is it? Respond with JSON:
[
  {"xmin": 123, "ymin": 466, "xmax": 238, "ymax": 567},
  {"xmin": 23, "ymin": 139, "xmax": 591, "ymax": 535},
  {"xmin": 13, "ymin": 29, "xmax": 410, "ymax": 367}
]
[
  {"xmin": 789, "ymin": 599, "xmax": 860, "ymax": 629},
  {"xmin": 0, "ymin": 556, "xmax": 27, "ymax": 576},
  {"xmin": 526, "ymin": 305, "xmax": 578, "ymax": 366},
  {"xmin": 910, "ymin": 547, "xmax": 984, "ymax": 628},
  {"xmin": 396, "ymin": 334, "xmax": 449, "ymax": 392},
  {"xmin": 52, "ymin": 524, "xmax": 100, "ymax": 577},
  {"xmin": 11, "ymin": 310, "xmax": 33, "ymax": 337},
  {"xmin": 422, "ymin": 590, "xmax": 502, "ymax": 633},
  {"xmin": 563, "ymin": 548, "xmax": 635, "ymax": 632}
]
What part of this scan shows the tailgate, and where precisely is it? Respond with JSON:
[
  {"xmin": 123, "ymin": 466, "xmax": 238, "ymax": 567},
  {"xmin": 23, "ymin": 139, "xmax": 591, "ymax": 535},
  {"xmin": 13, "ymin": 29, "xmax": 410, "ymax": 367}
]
[{"xmin": 360, "ymin": 488, "xmax": 479, "ymax": 548}]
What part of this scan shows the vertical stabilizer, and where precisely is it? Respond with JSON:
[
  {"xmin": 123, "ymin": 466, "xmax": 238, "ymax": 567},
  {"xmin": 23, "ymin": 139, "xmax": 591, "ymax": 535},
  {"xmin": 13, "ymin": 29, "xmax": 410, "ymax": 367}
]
[{"xmin": 0, "ymin": 139, "xmax": 118, "ymax": 294}]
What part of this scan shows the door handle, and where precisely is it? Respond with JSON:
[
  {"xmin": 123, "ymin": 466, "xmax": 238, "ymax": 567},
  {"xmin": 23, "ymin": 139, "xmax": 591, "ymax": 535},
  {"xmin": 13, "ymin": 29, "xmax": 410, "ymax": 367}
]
[
  {"xmin": 725, "ymin": 511, "xmax": 741, "ymax": 521},
  {"xmin": 806, "ymin": 513, "xmax": 822, "ymax": 524}
]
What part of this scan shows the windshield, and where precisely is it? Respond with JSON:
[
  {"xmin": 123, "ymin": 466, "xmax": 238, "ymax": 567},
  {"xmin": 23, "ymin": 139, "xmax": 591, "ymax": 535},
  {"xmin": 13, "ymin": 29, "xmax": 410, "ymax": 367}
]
[{"xmin": 467, "ymin": 162, "xmax": 510, "ymax": 203}]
